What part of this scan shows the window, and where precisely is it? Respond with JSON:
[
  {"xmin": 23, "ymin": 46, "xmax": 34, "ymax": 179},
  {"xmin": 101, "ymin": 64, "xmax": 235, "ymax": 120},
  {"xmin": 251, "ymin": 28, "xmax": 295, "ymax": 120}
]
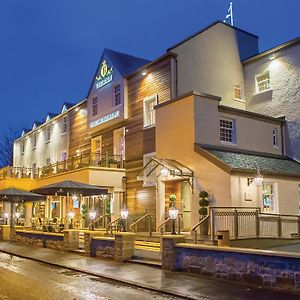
[
  {"xmin": 61, "ymin": 151, "xmax": 68, "ymax": 161},
  {"xmin": 298, "ymin": 185, "xmax": 300, "ymax": 212},
  {"xmin": 143, "ymin": 152, "xmax": 156, "ymax": 186},
  {"xmin": 21, "ymin": 139, "xmax": 25, "ymax": 155},
  {"xmin": 45, "ymin": 126, "xmax": 51, "ymax": 143},
  {"xmin": 92, "ymin": 97, "xmax": 98, "ymax": 116},
  {"xmin": 234, "ymin": 83, "xmax": 244, "ymax": 101},
  {"xmin": 46, "ymin": 158, "xmax": 51, "ymax": 166},
  {"xmin": 62, "ymin": 117, "xmax": 68, "ymax": 134},
  {"xmin": 262, "ymin": 183, "xmax": 276, "ymax": 213},
  {"xmin": 272, "ymin": 128, "xmax": 279, "ymax": 148},
  {"xmin": 255, "ymin": 71, "xmax": 271, "ymax": 93},
  {"xmin": 32, "ymin": 133, "xmax": 37, "ymax": 149},
  {"xmin": 114, "ymin": 84, "xmax": 121, "ymax": 106},
  {"xmin": 143, "ymin": 95, "xmax": 157, "ymax": 128},
  {"xmin": 220, "ymin": 118, "xmax": 236, "ymax": 144}
]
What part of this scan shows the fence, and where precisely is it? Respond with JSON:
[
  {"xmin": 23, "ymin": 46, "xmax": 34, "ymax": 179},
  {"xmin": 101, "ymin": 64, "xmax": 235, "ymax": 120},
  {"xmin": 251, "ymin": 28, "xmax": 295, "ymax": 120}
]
[{"xmin": 210, "ymin": 207, "xmax": 300, "ymax": 241}]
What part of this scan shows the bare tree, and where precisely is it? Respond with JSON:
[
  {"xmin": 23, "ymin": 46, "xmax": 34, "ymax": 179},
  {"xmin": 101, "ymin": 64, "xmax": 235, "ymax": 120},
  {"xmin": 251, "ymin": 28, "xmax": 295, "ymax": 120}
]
[{"xmin": 0, "ymin": 126, "xmax": 19, "ymax": 168}]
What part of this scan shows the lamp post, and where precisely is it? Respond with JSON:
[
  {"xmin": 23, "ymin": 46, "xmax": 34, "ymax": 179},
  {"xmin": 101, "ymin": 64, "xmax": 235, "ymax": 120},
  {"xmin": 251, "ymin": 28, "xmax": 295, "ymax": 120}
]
[
  {"xmin": 4, "ymin": 213, "xmax": 9, "ymax": 225},
  {"xmin": 120, "ymin": 207, "xmax": 129, "ymax": 232},
  {"xmin": 68, "ymin": 211, "xmax": 75, "ymax": 229},
  {"xmin": 89, "ymin": 209, "xmax": 96, "ymax": 231},
  {"xmin": 169, "ymin": 206, "xmax": 179, "ymax": 235},
  {"xmin": 15, "ymin": 212, "xmax": 21, "ymax": 226}
]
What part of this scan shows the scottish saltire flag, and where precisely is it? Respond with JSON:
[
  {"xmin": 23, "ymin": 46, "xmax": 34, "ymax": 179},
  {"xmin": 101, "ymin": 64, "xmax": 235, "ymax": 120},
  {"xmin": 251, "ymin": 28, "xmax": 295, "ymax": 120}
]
[{"xmin": 223, "ymin": 1, "xmax": 234, "ymax": 26}]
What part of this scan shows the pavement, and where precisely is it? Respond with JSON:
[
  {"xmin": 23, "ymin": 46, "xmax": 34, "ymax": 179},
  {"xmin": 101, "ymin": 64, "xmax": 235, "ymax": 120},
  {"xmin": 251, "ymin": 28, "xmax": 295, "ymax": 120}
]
[{"xmin": 0, "ymin": 242, "xmax": 299, "ymax": 300}]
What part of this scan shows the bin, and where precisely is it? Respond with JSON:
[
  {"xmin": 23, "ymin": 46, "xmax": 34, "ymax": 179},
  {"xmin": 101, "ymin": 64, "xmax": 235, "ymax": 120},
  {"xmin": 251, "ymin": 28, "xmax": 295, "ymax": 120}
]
[{"xmin": 217, "ymin": 230, "xmax": 230, "ymax": 247}]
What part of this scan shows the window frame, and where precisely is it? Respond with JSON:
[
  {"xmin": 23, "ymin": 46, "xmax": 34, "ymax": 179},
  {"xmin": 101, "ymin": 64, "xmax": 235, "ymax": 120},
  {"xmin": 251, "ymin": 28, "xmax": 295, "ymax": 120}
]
[
  {"xmin": 219, "ymin": 118, "xmax": 236, "ymax": 145},
  {"xmin": 21, "ymin": 139, "xmax": 25, "ymax": 155},
  {"xmin": 143, "ymin": 95, "xmax": 158, "ymax": 129},
  {"xmin": 92, "ymin": 97, "xmax": 98, "ymax": 117},
  {"xmin": 233, "ymin": 82, "xmax": 245, "ymax": 102},
  {"xmin": 255, "ymin": 71, "xmax": 271, "ymax": 94},
  {"xmin": 61, "ymin": 116, "xmax": 68, "ymax": 135},
  {"xmin": 272, "ymin": 128, "xmax": 279, "ymax": 148},
  {"xmin": 143, "ymin": 152, "xmax": 156, "ymax": 187},
  {"xmin": 45, "ymin": 126, "xmax": 51, "ymax": 143},
  {"xmin": 32, "ymin": 133, "xmax": 37, "ymax": 150},
  {"xmin": 262, "ymin": 182, "xmax": 277, "ymax": 213},
  {"xmin": 114, "ymin": 84, "xmax": 121, "ymax": 106}
]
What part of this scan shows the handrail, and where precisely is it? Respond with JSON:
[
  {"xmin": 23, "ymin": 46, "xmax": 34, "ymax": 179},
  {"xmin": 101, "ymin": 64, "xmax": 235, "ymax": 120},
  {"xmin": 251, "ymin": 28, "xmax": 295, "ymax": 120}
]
[
  {"xmin": 129, "ymin": 213, "xmax": 154, "ymax": 236},
  {"xmin": 106, "ymin": 217, "xmax": 121, "ymax": 236},
  {"xmin": 157, "ymin": 217, "xmax": 171, "ymax": 234},
  {"xmin": 157, "ymin": 213, "xmax": 183, "ymax": 234},
  {"xmin": 88, "ymin": 214, "xmax": 109, "ymax": 228},
  {"xmin": 191, "ymin": 215, "xmax": 210, "ymax": 244}
]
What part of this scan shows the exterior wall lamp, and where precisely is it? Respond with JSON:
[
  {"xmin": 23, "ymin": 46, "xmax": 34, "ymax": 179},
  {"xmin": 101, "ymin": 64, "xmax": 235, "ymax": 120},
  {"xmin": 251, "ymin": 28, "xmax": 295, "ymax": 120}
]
[
  {"xmin": 160, "ymin": 167, "xmax": 169, "ymax": 177},
  {"xmin": 247, "ymin": 170, "xmax": 264, "ymax": 186}
]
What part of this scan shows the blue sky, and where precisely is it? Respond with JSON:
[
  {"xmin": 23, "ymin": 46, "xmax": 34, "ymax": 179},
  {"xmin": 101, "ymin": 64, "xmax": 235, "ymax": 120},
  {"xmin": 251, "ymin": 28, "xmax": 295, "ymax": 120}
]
[{"xmin": 0, "ymin": 0, "xmax": 299, "ymax": 135}]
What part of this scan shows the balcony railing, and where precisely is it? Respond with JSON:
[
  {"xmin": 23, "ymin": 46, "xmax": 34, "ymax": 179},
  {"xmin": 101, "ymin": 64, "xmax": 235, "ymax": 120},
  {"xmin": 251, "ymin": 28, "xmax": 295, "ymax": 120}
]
[{"xmin": 0, "ymin": 152, "xmax": 124, "ymax": 180}]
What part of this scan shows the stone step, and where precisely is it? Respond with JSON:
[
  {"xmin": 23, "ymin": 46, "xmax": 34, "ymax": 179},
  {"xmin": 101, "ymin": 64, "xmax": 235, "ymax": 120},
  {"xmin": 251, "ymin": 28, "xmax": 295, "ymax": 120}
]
[
  {"xmin": 134, "ymin": 248, "xmax": 162, "ymax": 261},
  {"xmin": 128, "ymin": 258, "xmax": 162, "ymax": 268}
]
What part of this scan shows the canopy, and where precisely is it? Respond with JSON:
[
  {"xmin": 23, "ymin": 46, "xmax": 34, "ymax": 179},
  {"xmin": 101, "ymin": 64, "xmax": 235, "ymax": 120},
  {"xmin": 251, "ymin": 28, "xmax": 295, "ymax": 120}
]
[
  {"xmin": 31, "ymin": 180, "xmax": 108, "ymax": 196},
  {"xmin": 0, "ymin": 187, "xmax": 46, "ymax": 203}
]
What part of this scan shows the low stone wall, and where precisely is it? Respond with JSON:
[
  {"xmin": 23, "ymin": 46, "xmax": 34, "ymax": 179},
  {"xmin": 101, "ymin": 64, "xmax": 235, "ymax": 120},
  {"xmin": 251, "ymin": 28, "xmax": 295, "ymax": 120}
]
[
  {"xmin": 14, "ymin": 230, "xmax": 64, "ymax": 250},
  {"xmin": 172, "ymin": 243, "xmax": 300, "ymax": 294},
  {"xmin": 90, "ymin": 237, "xmax": 114, "ymax": 258}
]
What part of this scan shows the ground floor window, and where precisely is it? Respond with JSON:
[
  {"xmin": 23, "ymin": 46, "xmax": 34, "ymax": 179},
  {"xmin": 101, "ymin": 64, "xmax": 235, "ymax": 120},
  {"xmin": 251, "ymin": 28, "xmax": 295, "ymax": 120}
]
[{"xmin": 262, "ymin": 183, "xmax": 276, "ymax": 213}]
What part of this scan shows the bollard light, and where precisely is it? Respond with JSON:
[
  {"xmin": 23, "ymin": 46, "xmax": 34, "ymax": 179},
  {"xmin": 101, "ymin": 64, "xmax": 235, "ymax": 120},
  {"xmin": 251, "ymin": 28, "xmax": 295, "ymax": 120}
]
[
  {"xmin": 120, "ymin": 208, "xmax": 129, "ymax": 232},
  {"xmin": 169, "ymin": 207, "xmax": 179, "ymax": 235},
  {"xmin": 15, "ymin": 212, "xmax": 21, "ymax": 226},
  {"xmin": 89, "ymin": 209, "xmax": 97, "ymax": 231},
  {"xmin": 4, "ymin": 213, "xmax": 9, "ymax": 225},
  {"xmin": 68, "ymin": 211, "xmax": 75, "ymax": 229}
]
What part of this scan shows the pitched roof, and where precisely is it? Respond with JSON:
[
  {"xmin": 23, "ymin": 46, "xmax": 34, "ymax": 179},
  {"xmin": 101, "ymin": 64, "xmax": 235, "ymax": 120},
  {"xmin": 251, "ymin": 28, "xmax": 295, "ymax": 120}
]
[
  {"xmin": 104, "ymin": 48, "xmax": 150, "ymax": 76},
  {"xmin": 198, "ymin": 145, "xmax": 300, "ymax": 177}
]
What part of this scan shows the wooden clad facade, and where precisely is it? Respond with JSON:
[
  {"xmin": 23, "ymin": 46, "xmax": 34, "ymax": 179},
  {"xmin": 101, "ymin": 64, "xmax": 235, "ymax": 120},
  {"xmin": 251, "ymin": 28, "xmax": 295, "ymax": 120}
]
[{"xmin": 125, "ymin": 56, "xmax": 173, "ymax": 216}]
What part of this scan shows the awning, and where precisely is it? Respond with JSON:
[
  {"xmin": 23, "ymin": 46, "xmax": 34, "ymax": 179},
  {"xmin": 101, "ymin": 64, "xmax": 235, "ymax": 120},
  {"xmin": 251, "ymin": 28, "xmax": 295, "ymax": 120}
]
[
  {"xmin": 137, "ymin": 157, "xmax": 193, "ymax": 187},
  {"xmin": 31, "ymin": 180, "xmax": 108, "ymax": 196},
  {"xmin": 0, "ymin": 187, "xmax": 46, "ymax": 203}
]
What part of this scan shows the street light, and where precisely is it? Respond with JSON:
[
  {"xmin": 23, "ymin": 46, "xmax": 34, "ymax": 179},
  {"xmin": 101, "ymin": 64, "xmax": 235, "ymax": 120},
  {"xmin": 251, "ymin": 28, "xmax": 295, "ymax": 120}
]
[
  {"xmin": 169, "ymin": 206, "xmax": 179, "ymax": 235},
  {"xmin": 248, "ymin": 170, "xmax": 264, "ymax": 186},
  {"xmin": 68, "ymin": 211, "xmax": 75, "ymax": 229},
  {"xmin": 89, "ymin": 209, "xmax": 97, "ymax": 231},
  {"xmin": 4, "ymin": 213, "xmax": 9, "ymax": 225},
  {"xmin": 120, "ymin": 207, "xmax": 129, "ymax": 232},
  {"xmin": 15, "ymin": 212, "xmax": 21, "ymax": 226}
]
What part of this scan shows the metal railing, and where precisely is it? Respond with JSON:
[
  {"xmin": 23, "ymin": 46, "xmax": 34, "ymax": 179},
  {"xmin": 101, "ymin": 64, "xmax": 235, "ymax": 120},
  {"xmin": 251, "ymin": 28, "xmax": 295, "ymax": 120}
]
[
  {"xmin": 210, "ymin": 207, "xmax": 300, "ymax": 242},
  {"xmin": 106, "ymin": 217, "xmax": 122, "ymax": 236},
  {"xmin": 88, "ymin": 214, "xmax": 110, "ymax": 230},
  {"xmin": 0, "ymin": 151, "xmax": 124, "ymax": 180},
  {"xmin": 129, "ymin": 213, "xmax": 154, "ymax": 236},
  {"xmin": 190, "ymin": 214, "xmax": 210, "ymax": 244},
  {"xmin": 157, "ymin": 214, "xmax": 182, "ymax": 235}
]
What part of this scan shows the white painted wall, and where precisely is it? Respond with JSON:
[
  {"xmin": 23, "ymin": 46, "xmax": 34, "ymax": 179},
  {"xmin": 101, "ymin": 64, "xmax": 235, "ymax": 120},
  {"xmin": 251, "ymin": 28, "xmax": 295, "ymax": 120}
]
[
  {"xmin": 170, "ymin": 22, "xmax": 258, "ymax": 109},
  {"xmin": 244, "ymin": 43, "xmax": 300, "ymax": 162}
]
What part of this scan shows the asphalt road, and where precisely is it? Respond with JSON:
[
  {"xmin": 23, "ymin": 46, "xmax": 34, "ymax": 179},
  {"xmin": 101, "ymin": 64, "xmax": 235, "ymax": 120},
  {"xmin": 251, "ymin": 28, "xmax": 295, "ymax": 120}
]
[{"xmin": 0, "ymin": 253, "xmax": 180, "ymax": 300}]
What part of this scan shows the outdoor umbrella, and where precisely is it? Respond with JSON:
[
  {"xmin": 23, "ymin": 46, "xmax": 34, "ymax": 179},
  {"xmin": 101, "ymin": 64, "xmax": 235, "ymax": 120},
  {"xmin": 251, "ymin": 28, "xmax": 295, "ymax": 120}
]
[
  {"xmin": 31, "ymin": 180, "xmax": 108, "ymax": 196},
  {"xmin": 0, "ymin": 187, "xmax": 46, "ymax": 226}
]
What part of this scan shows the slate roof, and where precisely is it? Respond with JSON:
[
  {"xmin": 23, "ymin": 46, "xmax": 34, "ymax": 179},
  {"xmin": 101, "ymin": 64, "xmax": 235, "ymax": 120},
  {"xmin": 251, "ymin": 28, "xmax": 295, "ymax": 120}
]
[
  {"xmin": 204, "ymin": 148, "xmax": 300, "ymax": 177},
  {"xmin": 104, "ymin": 48, "xmax": 150, "ymax": 76}
]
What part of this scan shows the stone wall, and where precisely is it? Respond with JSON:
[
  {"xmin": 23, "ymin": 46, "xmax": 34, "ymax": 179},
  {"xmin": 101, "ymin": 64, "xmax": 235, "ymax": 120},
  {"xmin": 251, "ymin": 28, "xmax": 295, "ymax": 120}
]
[
  {"xmin": 172, "ymin": 243, "xmax": 300, "ymax": 294},
  {"xmin": 90, "ymin": 237, "xmax": 114, "ymax": 258}
]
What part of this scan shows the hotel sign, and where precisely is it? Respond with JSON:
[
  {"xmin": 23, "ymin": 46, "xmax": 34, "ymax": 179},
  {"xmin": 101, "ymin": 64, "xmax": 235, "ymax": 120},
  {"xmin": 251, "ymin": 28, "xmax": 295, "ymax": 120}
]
[
  {"xmin": 90, "ymin": 111, "xmax": 120, "ymax": 128},
  {"xmin": 95, "ymin": 60, "xmax": 113, "ymax": 89}
]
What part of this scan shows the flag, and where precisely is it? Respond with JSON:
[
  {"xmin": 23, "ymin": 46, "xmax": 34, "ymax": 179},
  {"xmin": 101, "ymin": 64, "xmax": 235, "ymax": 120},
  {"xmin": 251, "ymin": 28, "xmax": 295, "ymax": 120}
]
[{"xmin": 223, "ymin": 2, "xmax": 234, "ymax": 26}]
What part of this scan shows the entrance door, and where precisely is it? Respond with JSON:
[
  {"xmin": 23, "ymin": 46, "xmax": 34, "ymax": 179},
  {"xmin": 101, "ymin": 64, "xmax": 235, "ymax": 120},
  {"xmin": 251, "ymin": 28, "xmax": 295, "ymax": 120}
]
[{"xmin": 181, "ymin": 181, "xmax": 191, "ymax": 231}]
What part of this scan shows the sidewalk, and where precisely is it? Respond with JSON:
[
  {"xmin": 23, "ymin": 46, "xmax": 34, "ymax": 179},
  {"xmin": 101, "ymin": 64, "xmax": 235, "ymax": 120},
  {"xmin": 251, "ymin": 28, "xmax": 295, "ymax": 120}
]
[{"xmin": 0, "ymin": 242, "xmax": 298, "ymax": 300}]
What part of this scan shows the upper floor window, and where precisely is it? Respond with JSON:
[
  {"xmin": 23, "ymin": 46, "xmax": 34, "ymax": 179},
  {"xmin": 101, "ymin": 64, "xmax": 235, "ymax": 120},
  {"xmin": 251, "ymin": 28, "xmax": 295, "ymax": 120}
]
[
  {"xmin": 92, "ymin": 97, "xmax": 98, "ymax": 116},
  {"xmin": 220, "ymin": 118, "xmax": 236, "ymax": 144},
  {"xmin": 272, "ymin": 128, "xmax": 279, "ymax": 148},
  {"xmin": 45, "ymin": 126, "xmax": 51, "ymax": 143},
  {"xmin": 255, "ymin": 71, "xmax": 271, "ymax": 93},
  {"xmin": 143, "ymin": 152, "xmax": 156, "ymax": 186},
  {"xmin": 114, "ymin": 84, "xmax": 121, "ymax": 106},
  {"xmin": 62, "ymin": 116, "xmax": 68, "ymax": 134},
  {"xmin": 21, "ymin": 139, "xmax": 25, "ymax": 155},
  {"xmin": 46, "ymin": 158, "xmax": 51, "ymax": 166},
  {"xmin": 143, "ymin": 95, "xmax": 157, "ymax": 128},
  {"xmin": 234, "ymin": 83, "xmax": 244, "ymax": 101},
  {"xmin": 32, "ymin": 133, "xmax": 37, "ymax": 149}
]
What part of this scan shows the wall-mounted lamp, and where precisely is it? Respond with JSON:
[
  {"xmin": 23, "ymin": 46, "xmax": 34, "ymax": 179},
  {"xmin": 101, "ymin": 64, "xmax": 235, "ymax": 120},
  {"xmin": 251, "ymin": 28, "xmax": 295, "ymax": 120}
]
[
  {"xmin": 160, "ymin": 167, "xmax": 169, "ymax": 177},
  {"xmin": 142, "ymin": 70, "xmax": 147, "ymax": 76},
  {"xmin": 247, "ymin": 170, "xmax": 264, "ymax": 186},
  {"xmin": 269, "ymin": 53, "xmax": 276, "ymax": 60}
]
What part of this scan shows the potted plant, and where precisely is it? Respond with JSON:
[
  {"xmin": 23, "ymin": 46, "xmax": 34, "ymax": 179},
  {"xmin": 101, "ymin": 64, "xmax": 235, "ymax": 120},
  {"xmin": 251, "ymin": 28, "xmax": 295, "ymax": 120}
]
[
  {"xmin": 198, "ymin": 191, "xmax": 209, "ymax": 236},
  {"xmin": 80, "ymin": 203, "xmax": 88, "ymax": 228},
  {"xmin": 169, "ymin": 194, "xmax": 176, "ymax": 208}
]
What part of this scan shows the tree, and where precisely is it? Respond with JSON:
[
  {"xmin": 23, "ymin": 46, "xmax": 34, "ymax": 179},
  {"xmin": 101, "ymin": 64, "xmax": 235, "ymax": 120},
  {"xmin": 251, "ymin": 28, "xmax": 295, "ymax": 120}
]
[{"xmin": 0, "ymin": 126, "xmax": 19, "ymax": 168}]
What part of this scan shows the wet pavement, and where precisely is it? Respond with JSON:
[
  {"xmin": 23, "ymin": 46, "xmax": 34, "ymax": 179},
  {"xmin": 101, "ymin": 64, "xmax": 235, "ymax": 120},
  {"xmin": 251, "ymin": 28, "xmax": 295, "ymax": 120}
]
[{"xmin": 0, "ymin": 242, "xmax": 299, "ymax": 300}]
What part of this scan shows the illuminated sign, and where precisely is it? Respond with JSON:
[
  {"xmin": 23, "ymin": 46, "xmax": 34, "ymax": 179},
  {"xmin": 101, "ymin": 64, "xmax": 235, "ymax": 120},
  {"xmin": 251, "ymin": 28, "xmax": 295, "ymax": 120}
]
[
  {"xmin": 95, "ymin": 60, "xmax": 113, "ymax": 89},
  {"xmin": 90, "ymin": 111, "xmax": 120, "ymax": 128}
]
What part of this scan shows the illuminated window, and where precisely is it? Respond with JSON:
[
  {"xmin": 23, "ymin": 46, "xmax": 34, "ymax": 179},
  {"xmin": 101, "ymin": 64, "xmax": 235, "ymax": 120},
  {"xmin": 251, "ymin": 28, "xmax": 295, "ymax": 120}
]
[
  {"xmin": 92, "ymin": 97, "xmax": 98, "ymax": 116},
  {"xmin": 220, "ymin": 118, "xmax": 236, "ymax": 143},
  {"xmin": 21, "ymin": 139, "xmax": 25, "ymax": 155},
  {"xmin": 272, "ymin": 128, "xmax": 279, "ymax": 148},
  {"xmin": 143, "ymin": 95, "xmax": 157, "ymax": 128},
  {"xmin": 114, "ymin": 85, "xmax": 121, "ymax": 106},
  {"xmin": 255, "ymin": 71, "xmax": 271, "ymax": 93},
  {"xmin": 62, "ymin": 116, "xmax": 68, "ymax": 134},
  {"xmin": 45, "ymin": 126, "xmax": 51, "ymax": 143},
  {"xmin": 262, "ymin": 183, "xmax": 276, "ymax": 212},
  {"xmin": 234, "ymin": 83, "xmax": 244, "ymax": 101},
  {"xmin": 32, "ymin": 133, "xmax": 37, "ymax": 149}
]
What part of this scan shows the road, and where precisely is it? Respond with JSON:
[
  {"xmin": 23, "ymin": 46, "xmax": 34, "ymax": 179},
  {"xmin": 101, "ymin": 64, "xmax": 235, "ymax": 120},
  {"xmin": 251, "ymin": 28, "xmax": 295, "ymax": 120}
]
[{"xmin": 0, "ymin": 253, "xmax": 179, "ymax": 300}]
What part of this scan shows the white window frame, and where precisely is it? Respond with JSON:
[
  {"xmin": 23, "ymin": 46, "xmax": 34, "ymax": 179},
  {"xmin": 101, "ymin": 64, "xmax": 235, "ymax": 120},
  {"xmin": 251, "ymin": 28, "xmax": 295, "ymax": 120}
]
[
  {"xmin": 46, "ymin": 158, "xmax": 51, "ymax": 166},
  {"xmin": 61, "ymin": 116, "xmax": 68, "ymax": 135},
  {"xmin": 32, "ymin": 133, "xmax": 37, "ymax": 150},
  {"xmin": 45, "ymin": 126, "xmax": 51, "ymax": 143},
  {"xmin": 114, "ymin": 84, "xmax": 121, "ymax": 106},
  {"xmin": 272, "ymin": 128, "xmax": 279, "ymax": 148},
  {"xmin": 143, "ymin": 95, "xmax": 158, "ymax": 129},
  {"xmin": 219, "ymin": 118, "xmax": 236, "ymax": 145},
  {"xmin": 255, "ymin": 71, "xmax": 271, "ymax": 94},
  {"xmin": 21, "ymin": 139, "xmax": 25, "ymax": 155},
  {"xmin": 143, "ymin": 152, "xmax": 156, "ymax": 187},
  {"xmin": 262, "ymin": 182, "xmax": 277, "ymax": 213},
  {"xmin": 92, "ymin": 97, "xmax": 98, "ymax": 117},
  {"xmin": 61, "ymin": 151, "xmax": 68, "ymax": 161},
  {"xmin": 233, "ymin": 82, "xmax": 245, "ymax": 102}
]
